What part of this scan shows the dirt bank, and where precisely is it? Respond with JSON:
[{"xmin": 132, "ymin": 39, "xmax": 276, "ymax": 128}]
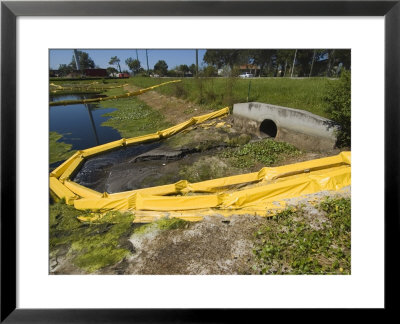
[{"xmin": 124, "ymin": 84, "xmax": 209, "ymax": 124}]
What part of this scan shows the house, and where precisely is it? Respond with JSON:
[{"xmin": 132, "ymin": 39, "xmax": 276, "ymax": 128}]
[{"xmin": 238, "ymin": 64, "xmax": 261, "ymax": 76}]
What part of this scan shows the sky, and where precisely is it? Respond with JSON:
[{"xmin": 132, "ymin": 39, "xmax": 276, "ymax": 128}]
[{"xmin": 49, "ymin": 49, "xmax": 207, "ymax": 71}]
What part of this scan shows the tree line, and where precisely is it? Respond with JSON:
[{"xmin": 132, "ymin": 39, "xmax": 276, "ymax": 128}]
[
  {"xmin": 203, "ymin": 49, "xmax": 350, "ymax": 77},
  {"xmin": 53, "ymin": 49, "xmax": 350, "ymax": 78}
]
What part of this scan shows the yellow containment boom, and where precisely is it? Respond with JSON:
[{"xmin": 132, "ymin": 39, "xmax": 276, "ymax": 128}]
[
  {"xmin": 49, "ymin": 80, "xmax": 181, "ymax": 106},
  {"xmin": 50, "ymin": 83, "xmax": 129, "ymax": 93},
  {"xmin": 49, "ymin": 107, "xmax": 351, "ymax": 223}
]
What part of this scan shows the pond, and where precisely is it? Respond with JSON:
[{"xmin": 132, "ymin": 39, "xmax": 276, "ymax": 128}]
[{"xmin": 49, "ymin": 94, "xmax": 121, "ymax": 151}]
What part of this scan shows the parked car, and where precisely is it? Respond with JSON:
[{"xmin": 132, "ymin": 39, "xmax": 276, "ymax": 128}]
[{"xmin": 239, "ymin": 72, "xmax": 254, "ymax": 78}]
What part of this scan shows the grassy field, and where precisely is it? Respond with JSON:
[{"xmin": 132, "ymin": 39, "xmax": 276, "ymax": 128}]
[
  {"xmin": 127, "ymin": 76, "xmax": 332, "ymax": 117},
  {"xmin": 50, "ymin": 76, "xmax": 334, "ymax": 117}
]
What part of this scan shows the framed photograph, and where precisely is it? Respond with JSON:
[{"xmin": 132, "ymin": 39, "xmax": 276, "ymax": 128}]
[{"xmin": 1, "ymin": 0, "xmax": 398, "ymax": 321}]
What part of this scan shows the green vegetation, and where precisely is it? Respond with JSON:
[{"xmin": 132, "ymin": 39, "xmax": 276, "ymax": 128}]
[
  {"xmin": 50, "ymin": 199, "xmax": 190, "ymax": 272},
  {"xmin": 125, "ymin": 58, "xmax": 141, "ymax": 75},
  {"xmin": 324, "ymin": 70, "xmax": 351, "ymax": 147},
  {"xmin": 128, "ymin": 77, "xmax": 331, "ymax": 117},
  {"xmin": 49, "ymin": 132, "xmax": 76, "ymax": 164},
  {"xmin": 109, "ymin": 56, "xmax": 122, "ymax": 73},
  {"xmin": 133, "ymin": 218, "xmax": 189, "ymax": 235},
  {"xmin": 220, "ymin": 139, "xmax": 301, "ymax": 169},
  {"xmin": 154, "ymin": 60, "xmax": 168, "ymax": 76},
  {"xmin": 252, "ymin": 197, "xmax": 351, "ymax": 274},
  {"xmin": 177, "ymin": 138, "xmax": 299, "ymax": 182},
  {"xmin": 49, "ymin": 201, "xmax": 135, "ymax": 272}
]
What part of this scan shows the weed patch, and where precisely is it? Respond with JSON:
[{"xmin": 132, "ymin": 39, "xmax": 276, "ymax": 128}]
[
  {"xmin": 220, "ymin": 139, "xmax": 300, "ymax": 169},
  {"xmin": 252, "ymin": 197, "xmax": 351, "ymax": 274}
]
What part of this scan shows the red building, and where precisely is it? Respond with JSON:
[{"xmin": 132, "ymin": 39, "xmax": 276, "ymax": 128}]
[{"xmin": 84, "ymin": 68, "xmax": 108, "ymax": 77}]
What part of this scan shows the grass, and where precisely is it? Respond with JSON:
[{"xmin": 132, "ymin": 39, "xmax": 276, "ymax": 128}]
[
  {"xmin": 49, "ymin": 201, "xmax": 135, "ymax": 272},
  {"xmin": 128, "ymin": 76, "xmax": 332, "ymax": 117},
  {"xmin": 49, "ymin": 131, "xmax": 76, "ymax": 164},
  {"xmin": 50, "ymin": 76, "xmax": 335, "ymax": 118},
  {"xmin": 252, "ymin": 197, "xmax": 351, "ymax": 275}
]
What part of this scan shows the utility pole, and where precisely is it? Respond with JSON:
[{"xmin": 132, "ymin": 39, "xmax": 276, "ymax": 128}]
[
  {"xmin": 73, "ymin": 49, "xmax": 81, "ymax": 71},
  {"xmin": 284, "ymin": 59, "xmax": 288, "ymax": 76},
  {"xmin": 195, "ymin": 49, "xmax": 199, "ymax": 77},
  {"xmin": 326, "ymin": 49, "xmax": 335, "ymax": 77},
  {"xmin": 136, "ymin": 49, "xmax": 139, "ymax": 61},
  {"xmin": 309, "ymin": 50, "xmax": 316, "ymax": 77},
  {"xmin": 290, "ymin": 49, "xmax": 297, "ymax": 78},
  {"xmin": 146, "ymin": 49, "xmax": 149, "ymax": 75}
]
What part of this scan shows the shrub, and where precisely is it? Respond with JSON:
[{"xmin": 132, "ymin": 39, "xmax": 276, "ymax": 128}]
[{"xmin": 324, "ymin": 70, "xmax": 351, "ymax": 147}]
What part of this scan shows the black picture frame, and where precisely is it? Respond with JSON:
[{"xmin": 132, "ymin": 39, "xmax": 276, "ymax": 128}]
[{"xmin": 1, "ymin": 0, "xmax": 399, "ymax": 322}]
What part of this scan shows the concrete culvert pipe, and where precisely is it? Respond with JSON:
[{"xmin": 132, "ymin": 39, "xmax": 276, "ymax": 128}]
[
  {"xmin": 233, "ymin": 102, "xmax": 338, "ymax": 151},
  {"xmin": 259, "ymin": 119, "xmax": 277, "ymax": 138}
]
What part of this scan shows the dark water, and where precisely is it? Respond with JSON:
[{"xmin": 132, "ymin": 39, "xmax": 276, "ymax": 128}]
[
  {"xmin": 73, "ymin": 142, "xmax": 162, "ymax": 193},
  {"xmin": 49, "ymin": 94, "xmax": 121, "ymax": 151},
  {"xmin": 50, "ymin": 94, "xmax": 163, "ymax": 193}
]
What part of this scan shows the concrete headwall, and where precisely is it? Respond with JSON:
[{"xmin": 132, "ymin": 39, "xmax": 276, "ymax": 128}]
[{"xmin": 232, "ymin": 102, "xmax": 338, "ymax": 151}]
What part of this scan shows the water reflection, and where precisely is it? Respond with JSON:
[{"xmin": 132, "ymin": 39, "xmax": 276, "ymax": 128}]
[{"xmin": 49, "ymin": 94, "xmax": 121, "ymax": 151}]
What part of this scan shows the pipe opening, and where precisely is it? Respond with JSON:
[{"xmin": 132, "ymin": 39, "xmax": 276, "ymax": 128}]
[{"xmin": 260, "ymin": 119, "xmax": 277, "ymax": 138}]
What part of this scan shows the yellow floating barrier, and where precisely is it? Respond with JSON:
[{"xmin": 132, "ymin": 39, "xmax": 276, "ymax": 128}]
[
  {"xmin": 49, "ymin": 80, "xmax": 181, "ymax": 106},
  {"xmin": 50, "ymin": 82, "xmax": 128, "ymax": 92},
  {"xmin": 50, "ymin": 107, "xmax": 351, "ymax": 223}
]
